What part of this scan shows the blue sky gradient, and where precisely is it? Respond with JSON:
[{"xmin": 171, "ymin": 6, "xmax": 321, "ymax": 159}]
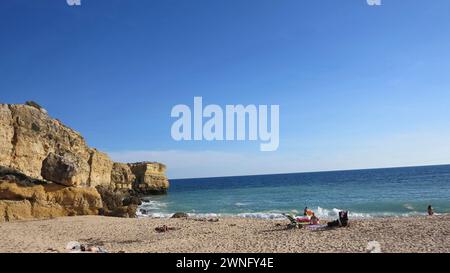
[{"xmin": 1, "ymin": 0, "xmax": 450, "ymax": 178}]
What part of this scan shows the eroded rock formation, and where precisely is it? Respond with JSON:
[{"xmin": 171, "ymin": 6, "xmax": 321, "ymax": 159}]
[
  {"xmin": 0, "ymin": 103, "xmax": 109, "ymax": 187},
  {"xmin": 111, "ymin": 162, "xmax": 169, "ymax": 195},
  {"xmin": 0, "ymin": 102, "xmax": 169, "ymax": 222},
  {"xmin": 130, "ymin": 162, "xmax": 169, "ymax": 195},
  {"xmin": 111, "ymin": 163, "xmax": 135, "ymax": 191},
  {"xmin": 0, "ymin": 167, "xmax": 102, "ymax": 222}
]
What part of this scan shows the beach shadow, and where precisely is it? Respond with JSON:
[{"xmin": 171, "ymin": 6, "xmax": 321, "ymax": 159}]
[
  {"xmin": 113, "ymin": 239, "xmax": 144, "ymax": 245},
  {"xmin": 259, "ymin": 224, "xmax": 340, "ymax": 234},
  {"xmin": 308, "ymin": 225, "xmax": 353, "ymax": 233},
  {"xmin": 79, "ymin": 238, "xmax": 143, "ymax": 246},
  {"xmin": 259, "ymin": 224, "xmax": 303, "ymax": 233},
  {"xmin": 308, "ymin": 228, "xmax": 333, "ymax": 233},
  {"xmin": 79, "ymin": 238, "xmax": 105, "ymax": 246}
]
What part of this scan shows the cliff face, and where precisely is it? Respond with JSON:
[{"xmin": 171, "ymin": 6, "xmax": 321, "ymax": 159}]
[
  {"xmin": 0, "ymin": 166, "xmax": 103, "ymax": 222},
  {"xmin": 0, "ymin": 103, "xmax": 113, "ymax": 187},
  {"xmin": 111, "ymin": 162, "xmax": 169, "ymax": 194},
  {"xmin": 0, "ymin": 181, "xmax": 103, "ymax": 221},
  {"xmin": 0, "ymin": 102, "xmax": 169, "ymax": 222},
  {"xmin": 111, "ymin": 163, "xmax": 136, "ymax": 190},
  {"xmin": 129, "ymin": 162, "xmax": 169, "ymax": 195}
]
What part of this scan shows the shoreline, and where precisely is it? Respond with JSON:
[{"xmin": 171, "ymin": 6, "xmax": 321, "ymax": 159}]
[
  {"xmin": 1, "ymin": 214, "xmax": 449, "ymax": 253},
  {"xmin": 137, "ymin": 212, "xmax": 444, "ymax": 220}
]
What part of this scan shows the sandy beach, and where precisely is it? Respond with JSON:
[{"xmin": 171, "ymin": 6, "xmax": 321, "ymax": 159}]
[{"xmin": 1, "ymin": 215, "xmax": 449, "ymax": 253}]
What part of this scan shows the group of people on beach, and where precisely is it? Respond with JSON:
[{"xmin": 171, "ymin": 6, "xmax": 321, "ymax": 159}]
[
  {"xmin": 299, "ymin": 207, "xmax": 349, "ymax": 228},
  {"xmin": 301, "ymin": 205, "xmax": 435, "ymax": 222}
]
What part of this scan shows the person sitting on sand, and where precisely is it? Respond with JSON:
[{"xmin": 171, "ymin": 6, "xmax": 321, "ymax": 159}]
[
  {"xmin": 428, "ymin": 205, "xmax": 434, "ymax": 216},
  {"xmin": 310, "ymin": 213, "xmax": 319, "ymax": 225}
]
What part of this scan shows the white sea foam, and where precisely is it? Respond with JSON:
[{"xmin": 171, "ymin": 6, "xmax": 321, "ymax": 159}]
[
  {"xmin": 140, "ymin": 200, "xmax": 167, "ymax": 210},
  {"xmin": 137, "ymin": 211, "xmax": 221, "ymax": 219},
  {"xmin": 137, "ymin": 210, "xmax": 426, "ymax": 219},
  {"xmin": 137, "ymin": 199, "xmax": 170, "ymax": 218},
  {"xmin": 315, "ymin": 207, "xmax": 373, "ymax": 219},
  {"xmin": 314, "ymin": 206, "xmax": 426, "ymax": 219},
  {"xmin": 137, "ymin": 212, "xmax": 174, "ymax": 218},
  {"xmin": 137, "ymin": 200, "xmax": 427, "ymax": 219},
  {"xmin": 236, "ymin": 213, "xmax": 285, "ymax": 220}
]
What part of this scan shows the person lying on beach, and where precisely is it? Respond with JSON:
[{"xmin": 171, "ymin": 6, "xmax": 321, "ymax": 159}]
[{"xmin": 428, "ymin": 205, "xmax": 434, "ymax": 216}]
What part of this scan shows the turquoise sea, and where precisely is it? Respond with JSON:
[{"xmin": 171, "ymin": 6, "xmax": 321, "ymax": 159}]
[{"xmin": 138, "ymin": 165, "xmax": 450, "ymax": 219}]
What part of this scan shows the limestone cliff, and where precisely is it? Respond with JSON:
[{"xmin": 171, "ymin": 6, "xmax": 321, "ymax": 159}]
[
  {"xmin": 0, "ymin": 102, "xmax": 169, "ymax": 191},
  {"xmin": 111, "ymin": 163, "xmax": 136, "ymax": 191},
  {"xmin": 0, "ymin": 166, "xmax": 102, "ymax": 222},
  {"xmin": 0, "ymin": 103, "xmax": 111, "ymax": 187},
  {"xmin": 110, "ymin": 162, "xmax": 169, "ymax": 194},
  {"xmin": 0, "ymin": 102, "xmax": 169, "ymax": 221},
  {"xmin": 129, "ymin": 162, "xmax": 169, "ymax": 195}
]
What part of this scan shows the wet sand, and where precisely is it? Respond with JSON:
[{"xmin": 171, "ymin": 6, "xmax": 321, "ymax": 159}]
[{"xmin": 1, "ymin": 215, "xmax": 449, "ymax": 253}]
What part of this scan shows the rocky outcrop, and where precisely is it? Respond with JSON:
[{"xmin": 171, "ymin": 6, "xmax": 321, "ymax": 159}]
[
  {"xmin": 41, "ymin": 152, "xmax": 90, "ymax": 187},
  {"xmin": 89, "ymin": 149, "xmax": 114, "ymax": 188},
  {"xmin": 0, "ymin": 102, "xmax": 169, "ymax": 192},
  {"xmin": 130, "ymin": 162, "xmax": 169, "ymax": 195},
  {"xmin": 0, "ymin": 167, "xmax": 102, "ymax": 222},
  {"xmin": 0, "ymin": 105, "xmax": 15, "ymax": 167},
  {"xmin": 95, "ymin": 185, "xmax": 139, "ymax": 218},
  {"xmin": 0, "ymin": 103, "xmax": 110, "ymax": 187},
  {"xmin": 111, "ymin": 163, "xmax": 135, "ymax": 191},
  {"xmin": 111, "ymin": 162, "xmax": 170, "ymax": 194},
  {"xmin": 0, "ymin": 102, "xmax": 169, "ymax": 222},
  {"xmin": 171, "ymin": 212, "xmax": 189, "ymax": 218}
]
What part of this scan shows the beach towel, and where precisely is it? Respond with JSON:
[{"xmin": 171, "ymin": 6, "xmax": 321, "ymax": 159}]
[{"xmin": 306, "ymin": 224, "xmax": 328, "ymax": 230}]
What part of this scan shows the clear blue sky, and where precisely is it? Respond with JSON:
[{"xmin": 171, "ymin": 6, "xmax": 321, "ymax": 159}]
[{"xmin": 1, "ymin": 0, "xmax": 450, "ymax": 178}]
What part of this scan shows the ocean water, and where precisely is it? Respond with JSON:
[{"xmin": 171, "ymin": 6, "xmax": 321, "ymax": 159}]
[{"xmin": 138, "ymin": 165, "xmax": 450, "ymax": 219}]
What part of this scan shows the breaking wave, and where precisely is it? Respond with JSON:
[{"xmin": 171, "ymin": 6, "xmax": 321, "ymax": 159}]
[{"xmin": 137, "ymin": 201, "xmax": 426, "ymax": 219}]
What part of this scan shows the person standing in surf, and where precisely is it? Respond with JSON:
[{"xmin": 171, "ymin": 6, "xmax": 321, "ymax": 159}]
[{"xmin": 428, "ymin": 205, "xmax": 434, "ymax": 216}]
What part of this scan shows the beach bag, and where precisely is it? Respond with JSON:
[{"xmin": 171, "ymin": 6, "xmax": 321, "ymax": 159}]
[
  {"xmin": 339, "ymin": 211, "xmax": 349, "ymax": 227},
  {"xmin": 327, "ymin": 211, "xmax": 349, "ymax": 227}
]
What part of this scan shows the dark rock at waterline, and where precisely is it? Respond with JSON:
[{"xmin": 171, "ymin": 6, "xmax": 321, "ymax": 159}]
[
  {"xmin": 100, "ymin": 205, "xmax": 138, "ymax": 218},
  {"xmin": 171, "ymin": 212, "xmax": 189, "ymax": 219},
  {"xmin": 96, "ymin": 185, "xmax": 123, "ymax": 210},
  {"xmin": 95, "ymin": 185, "xmax": 138, "ymax": 218},
  {"xmin": 122, "ymin": 196, "xmax": 142, "ymax": 206}
]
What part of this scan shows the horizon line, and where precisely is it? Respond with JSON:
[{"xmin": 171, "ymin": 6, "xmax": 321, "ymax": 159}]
[{"xmin": 169, "ymin": 162, "xmax": 450, "ymax": 180}]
